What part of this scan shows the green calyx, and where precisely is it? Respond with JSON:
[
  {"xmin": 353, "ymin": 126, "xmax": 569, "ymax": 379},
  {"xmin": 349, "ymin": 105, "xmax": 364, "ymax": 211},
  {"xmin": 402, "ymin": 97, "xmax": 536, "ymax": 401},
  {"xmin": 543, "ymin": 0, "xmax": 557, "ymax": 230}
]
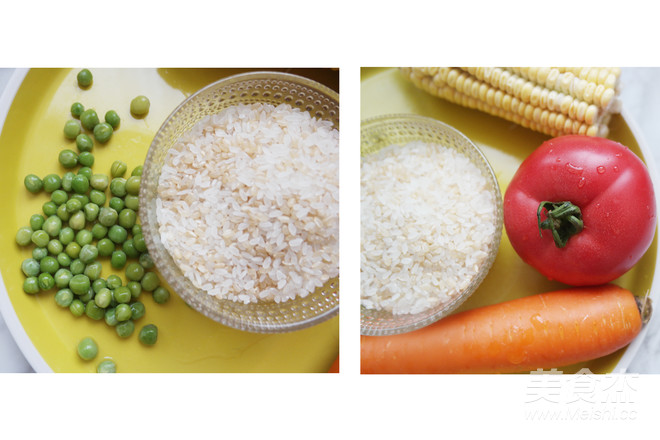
[{"xmin": 537, "ymin": 201, "xmax": 584, "ymax": 249}]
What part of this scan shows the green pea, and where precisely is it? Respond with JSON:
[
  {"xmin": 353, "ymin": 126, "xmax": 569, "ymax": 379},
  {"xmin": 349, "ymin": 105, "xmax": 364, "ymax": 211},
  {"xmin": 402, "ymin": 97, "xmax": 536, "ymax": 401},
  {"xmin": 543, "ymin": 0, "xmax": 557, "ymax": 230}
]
[
  {"xmin": 85, "ymin": 301, "xmax": 105, "ymax": 320},
  {"xmin": 24, "ymin": 174, "xmax": 43, "ymax": 193},
  {"xmin": 90, "ymin": 174, "xmax": 109, "ymax": 191},
  {"xmin": 110, "ymin": 160, "xmax": 127, "ymax": 178},
  {"xmin": 55, "ymin": 288, "xmax": 74, "ymax": 307},
  {"xmin": 109, "ymin": 197, "xmax": 124, "ymax": 212},
  {"xmin": 38, "ymin": 272, "xmax": 55, "ymax": 290},
  {"xmin": 84, "ymin": 203, "xmax": 99, "ymax": 222},
  {"xmin": 141, "ymin": 272, "xmax": 160, "ymax": 292},
  {"xmin": 69, "ymin": 258, "xmax": 85, "ymax": 275},
  {"xmin": 98, "ymin": 207, "xmax": 118, "ymax": 227},
  {"xmin": 71, "ymin": 174, "xmax": 89, "ymax": 195},
  {"xmin": 122, "ymin": 240, "xmax": 139, "ymax": 258},
  {"xmin": 32, "ymin": 247, "xmax": 48, "ymax": 260},
  {"xmin": 89, "ymin": 189, "xmax": 106, "ymax": 206},
  {"xmin": 80, "ymin": 108, "xmax": 99, "ymax": 131},
  {"xmin": 42, "ymin": 201, "xmax": 58, "ymax": 216},
  {"xmin": 69, "ymin": 299, "xmax": 85, "ymax": 317},
  {"xmin": 92, "ymin": 224, "xmax": 108, "ymax": 241},
  {"xmin": 79, "ymin": 244, "xmax": 98, "ymax": 264},
  {"xmin": 59, "ymin": 227, "xmax": 75, "ymax": 245},
  {"xmin": 16, "ymin": 226, "xmax": 33, "ymax": 246},
  {"xmin": 23, "ymin": 277, "xmax": 40, "ymax": 294},
  {"xmin": 78, "ymin": 287, "xmax": 94, "ymax": 303},
  {"xmin": 66, "ymin": 198, "xmax": 82, "ymax": 213},
  {"xmin": 124, "ymin": 194, "xmax": 140, "ymax": 211},
  {"xmin": 54, "ymin": 268, "xmax": 73, "ymax": 288},
  {"xmin": 92, "ymin": 278, "xmax": 107, "ymax": 293},
  {"xmin": 106, "ymin": 275, "xmax": 122, "ymax": 290},
  {"xmin": 31, "ymin": 229, "xmax": 50, "ymax": 248},
  {"xmin": 130, "ymin": 301, "xmax": 146, "ymax": 320},
  {"xmin": 131, "ymin": 165, "xmax": 143, "ymax": 177},
  {"xmin": 28, "ymin": 214, "xmax": 44, "ymax": 231},
  {"xmin": 76, "ymin": 133, "xmax": 94, "ymax": 152},
  {"xmin": 130, "ymin": 95, "xmax": 150, "ymax": 116},
  {"xmin": 116, "ymin": 320, "xmax": 135, "ymax": 338},
  {"xmin": 61, "ymin": 171, "xmax": 75, "ymax": 192},
  {"xmin": 76, "ymin": 69, "xmax": 93, "ymax": 88},
  {"xmin": 84, "ymin": 261, "xmax": 102, "ymax": 281},
  {"xmin": 69, "ymin": 211, "xmax": 86, "ymax": 230},
  {"xmin": 69, "ymin": 274, "xmax": 91, "ymax": 295},
  {"xmin": 65, "ymin": 238, "xmax": 82, "ymax": 256},
  {"xmin": 111, "ymin": 250, "xmax": 127, "ymax": 269},
  {"xmin": 115, "ymin": 304, "xmax": 132, "ymax": 322},
  {"xmin": 78, "ymin": 151, "xmax": 94, "ymax": 167},
  {"xmin": 138, "ymin": 324, "xmax": 158, "ymax": 345},
  {"xmin": 58, "ymin": 149, "xmax": 78, "ymax": 168},
  {"xmin": 117, "ymin": 209, "xmax": 136, "ymax": 229},
  {"xmin": 104, "ymin": 308, "xmax": 118, "ymax": 326},
  {"xmin": 108, "ymin": 225, "xmax": 128, "ymax": 244},
  {"xmin": 51, "ymin": 189, "xmax": 68, "ymax": 206},
  {"xmin": 57, "ymin": 252, "xmax": 71, "ymax": 267},
  {"xmin": 110, "ymin": 178, "xmax": 127, "ymax": 197},
  {"xmin": 105, "ymin": 110, "xmax": 120, "ymax": 128},
  {"xmin": 133, "ymin": 233, "xmax": 147, "ymax": 253},
  {"xmin": 131, "ymin": 225, "xmax": 142, "ymax": 236},
  {"xmin": 93, "ymin": 122, "xmax": 113, "ymax": 143},
  {"xmin": 125, "ymin": 176, "xmax": 140, "ymax": 195},
  {"xmin": 94, "ymin": 287, "xmax": 112, "ymax": 308},
  {"xmin": 78, "ymin": 166, "xmax": 93, "ymax": 180},
  {"xmin": 125, "ymin": 262, "xmax": 145, "ymax": 281},
  {"xmin": 127, "ymin": 281, "xmax": 142, "ymax": 299},
  {"xmin": 75, "ymin": 229, "xmax": 93, "ymax": 246},
  {"xmin": 69, "ymin": 193, "xmax": 89, "ymax": 206},
  {"xmin": 56, "ymin": 204, "xmax": 70, "ymax": 221},
  {"xmin": 63, "ymin": 120, "xmax": 81, "ymax": 140},
  {"xmin": 42, "ymin": 174, "xmax": 62, "ymax": 193},
  {"xmin": 71, "ymin": 102, "xmax": 84, "ymax": 118},
  {"xmin": 97, "ymin": 359, "xmax": 116, "ymax": 373},
  {"xmin": 47, "ymin": 239, "xmax": 64, "ymax": 255},
  {"xmin": 21, "ymin": 258, "xmax": 41, "ymax": 277},
  {"xmin": 43, "ymin": 215, "xmax": 62, "ymax": 237},
  {"xmin": 114, "ymin": 286, "xmax": 132, "ymax": 304},
  {"xmin": 39, "ymin": 256, "xmax": 60, "ymax": 275},
  {"xmin": 97, "ymin": 238, "xmax": 115, "ymax": 257}
]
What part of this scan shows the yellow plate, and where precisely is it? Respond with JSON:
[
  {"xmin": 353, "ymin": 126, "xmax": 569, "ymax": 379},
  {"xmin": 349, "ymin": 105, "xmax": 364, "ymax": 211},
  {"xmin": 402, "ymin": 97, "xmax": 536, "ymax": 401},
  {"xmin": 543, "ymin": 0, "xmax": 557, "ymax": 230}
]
[
  {"xmin": 361, "ymin": 67, "xmax": 659, "ymax": 373},
  {"xmin": 0, "ymin": 68, "xmax": 339, "ymax": 373}
]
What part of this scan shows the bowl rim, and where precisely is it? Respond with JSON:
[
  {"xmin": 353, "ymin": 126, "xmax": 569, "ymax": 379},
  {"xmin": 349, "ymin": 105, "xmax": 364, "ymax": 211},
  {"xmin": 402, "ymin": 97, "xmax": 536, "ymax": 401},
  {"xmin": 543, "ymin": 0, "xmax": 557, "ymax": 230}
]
[
  {"xmin": 140, "ymin": 70, "xmax": 340, "ymax": 333},
  {"xmin": 360, "ymin": 113, "xmax": 504, "ymax": 336}
]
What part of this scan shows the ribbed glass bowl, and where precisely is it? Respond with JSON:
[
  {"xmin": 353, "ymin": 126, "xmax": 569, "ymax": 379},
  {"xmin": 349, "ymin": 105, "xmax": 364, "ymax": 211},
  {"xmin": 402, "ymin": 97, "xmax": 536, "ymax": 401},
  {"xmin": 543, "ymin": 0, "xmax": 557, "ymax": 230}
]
[
  {"xmin": 360, "ymin": 114, "xmax": 503, "ymax": 336},
  {"xmin": 140, "ymin": 71, "xmax": 339, "ymax": 333}
]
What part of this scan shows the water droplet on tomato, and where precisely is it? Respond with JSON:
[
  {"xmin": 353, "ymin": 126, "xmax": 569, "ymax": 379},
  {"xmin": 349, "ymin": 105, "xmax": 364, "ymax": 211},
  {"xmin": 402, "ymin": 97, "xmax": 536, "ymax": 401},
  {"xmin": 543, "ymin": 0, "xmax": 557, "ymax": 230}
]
[
  {"xmin": 578, "ymin": 177, "xmax": 586, "ymax": 188},
  {"xmin": 613, "ymin": 165, "xmax": 619, "ymax": 172},
  {"xmin": 566, "ymin": 162, "xmax": 584, "ymax": 175},
  {"xmin": 597, "ymin": 166, "xmax": 606, "ymax": 174},
  {"xmin": 615, "ymin": 153, "xmax": 622, "ymax": 157},
  {"xmin": 556, "ymin": 157, "xmax": 562, "ymax": 163}
]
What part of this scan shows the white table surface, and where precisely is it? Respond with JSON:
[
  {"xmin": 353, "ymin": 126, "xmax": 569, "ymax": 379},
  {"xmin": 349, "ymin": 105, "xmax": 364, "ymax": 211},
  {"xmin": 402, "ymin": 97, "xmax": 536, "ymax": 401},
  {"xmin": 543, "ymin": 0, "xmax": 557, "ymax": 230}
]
[{"xmin": 1, "ymin": 67, "xmax": 660, "ymax": 373}]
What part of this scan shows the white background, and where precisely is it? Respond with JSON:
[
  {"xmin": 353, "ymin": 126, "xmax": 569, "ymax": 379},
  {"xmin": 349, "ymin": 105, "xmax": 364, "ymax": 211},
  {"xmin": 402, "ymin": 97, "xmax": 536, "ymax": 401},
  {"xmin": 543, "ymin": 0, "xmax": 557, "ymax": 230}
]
[{"xmin": 2, "ymin": 0, "xmax": 660, "ymax": 437}]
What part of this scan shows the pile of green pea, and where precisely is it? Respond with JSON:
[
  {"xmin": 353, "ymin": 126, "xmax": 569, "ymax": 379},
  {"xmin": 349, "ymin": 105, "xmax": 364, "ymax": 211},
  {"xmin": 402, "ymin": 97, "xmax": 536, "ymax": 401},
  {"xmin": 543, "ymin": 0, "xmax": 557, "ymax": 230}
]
[{"xmin": 15, "ymin": 69, "xmax": 162, "ymax": 372}]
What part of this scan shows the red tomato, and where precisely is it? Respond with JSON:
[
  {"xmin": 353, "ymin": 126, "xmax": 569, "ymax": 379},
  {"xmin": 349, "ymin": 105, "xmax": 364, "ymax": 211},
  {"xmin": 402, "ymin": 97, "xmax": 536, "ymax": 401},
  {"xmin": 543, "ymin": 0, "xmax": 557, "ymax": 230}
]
[{"xmin": 503, "ymin": 135, "xmax": 657, "ymax": 286}]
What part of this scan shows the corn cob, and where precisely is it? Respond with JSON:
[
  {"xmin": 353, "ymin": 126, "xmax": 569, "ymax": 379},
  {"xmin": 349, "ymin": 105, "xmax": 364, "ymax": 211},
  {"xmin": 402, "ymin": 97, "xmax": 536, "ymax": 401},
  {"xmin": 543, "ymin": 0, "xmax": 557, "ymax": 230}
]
[{"xmin": 401, "ymin": 67, "xmax": 621, "ymax": 138}]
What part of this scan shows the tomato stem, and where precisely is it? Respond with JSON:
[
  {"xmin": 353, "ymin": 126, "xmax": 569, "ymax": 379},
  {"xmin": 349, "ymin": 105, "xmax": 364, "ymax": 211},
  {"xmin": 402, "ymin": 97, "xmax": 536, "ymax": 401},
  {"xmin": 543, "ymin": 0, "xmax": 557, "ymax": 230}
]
[{"xmin": 537, "ymin": 201, "xmax": 584, "ymax": 248}]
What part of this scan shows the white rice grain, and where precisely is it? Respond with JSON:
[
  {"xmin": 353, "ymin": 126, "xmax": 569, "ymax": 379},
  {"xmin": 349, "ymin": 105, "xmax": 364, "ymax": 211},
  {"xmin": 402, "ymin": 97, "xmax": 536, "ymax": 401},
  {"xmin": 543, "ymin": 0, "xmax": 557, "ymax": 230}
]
[
  {"xmin": 157, "ymin": 103, "xmax": 339, "ymax": 304},
  {"xmin": 361, "ymin": 141, "xmax": 497, "ymax": 315}
]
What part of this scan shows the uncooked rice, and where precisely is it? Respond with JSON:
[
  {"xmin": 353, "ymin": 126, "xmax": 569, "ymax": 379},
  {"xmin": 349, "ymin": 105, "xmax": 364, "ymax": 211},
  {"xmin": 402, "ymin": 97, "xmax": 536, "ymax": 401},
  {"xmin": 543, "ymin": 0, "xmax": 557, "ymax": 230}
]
[
  {"xmin": 361, "ymin": 140, "xmax": 497, "ymax": 315},
  {"xmin": 156, "ymin": 103, "xmax": 339, "ymax": 304}
]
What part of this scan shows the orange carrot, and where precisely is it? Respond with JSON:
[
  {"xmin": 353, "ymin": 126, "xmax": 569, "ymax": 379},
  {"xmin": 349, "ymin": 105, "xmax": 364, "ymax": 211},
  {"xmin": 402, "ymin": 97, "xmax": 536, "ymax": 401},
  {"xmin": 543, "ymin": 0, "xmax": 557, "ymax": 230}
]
[
  {"xmin": 361, "ymin": 285, "xmax": 649, "ymax": 374},
  {"xmin": 328, "ymin": 356, "xmax": 339, "ymax": 373}
]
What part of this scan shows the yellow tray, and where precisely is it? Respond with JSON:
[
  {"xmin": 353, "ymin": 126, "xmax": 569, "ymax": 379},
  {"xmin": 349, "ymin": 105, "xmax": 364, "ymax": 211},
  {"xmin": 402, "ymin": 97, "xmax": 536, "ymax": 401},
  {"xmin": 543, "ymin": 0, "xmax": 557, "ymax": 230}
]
[
  {"xmin": 361, "ymin": 67, "xmax": 659, "ymax": 373},
  {"xmin": 0, "ymin": 68, "xmax": 339, "ymax": 373}
]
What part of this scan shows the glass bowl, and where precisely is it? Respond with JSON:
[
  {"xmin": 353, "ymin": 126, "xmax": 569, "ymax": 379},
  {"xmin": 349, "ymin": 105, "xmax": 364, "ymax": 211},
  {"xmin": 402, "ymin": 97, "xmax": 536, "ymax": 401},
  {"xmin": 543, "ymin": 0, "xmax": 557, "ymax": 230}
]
[
  {"xmin": 360, "ymin": 114, "xmax": 503, "ymax": 336},
  {"xmin": 140, "ymin": 71, "xmax": 339, "ymax": 333}
]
